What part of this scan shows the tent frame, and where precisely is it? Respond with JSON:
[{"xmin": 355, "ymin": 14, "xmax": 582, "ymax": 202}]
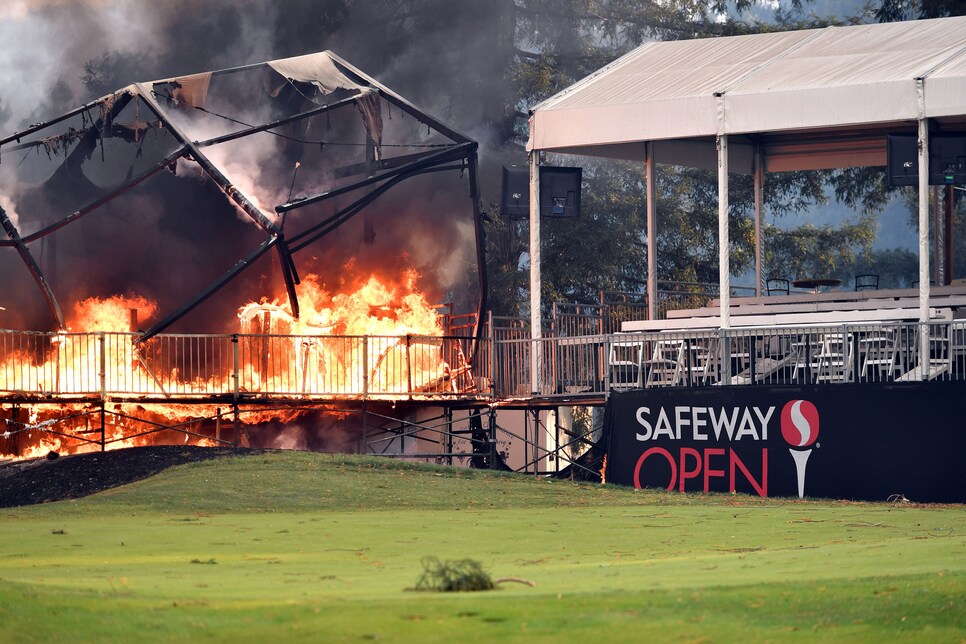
[{"xmin": 526, "ymin": 18, "xmax": 966, "ymax": 386}]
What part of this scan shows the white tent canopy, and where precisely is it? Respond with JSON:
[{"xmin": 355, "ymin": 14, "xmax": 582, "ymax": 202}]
[
  {"xmin": 529, "ymin": 17, "xmax": 966, "ymax": 171},
  {"xmin": 524, "ymin": 16, "xmax": 966, "ymax": 365}
]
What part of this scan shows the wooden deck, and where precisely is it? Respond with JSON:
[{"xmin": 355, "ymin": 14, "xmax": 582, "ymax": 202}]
[{"xmin": 623, "ymin": 286, "xmax": 966, "ymax": 332}]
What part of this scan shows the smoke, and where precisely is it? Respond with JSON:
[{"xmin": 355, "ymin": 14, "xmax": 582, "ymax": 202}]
[
  {"xmin": 0, "ymin": 193, "xmax": 21, "ymax": 229},
  {"xmin": 0, "ymin": 0, "xmax": 494, "ymax": 331},
  {"xmin": 248, "ymin": 407, "xmax": 441, "ymax": 456},
  {"xmin": 251, "ymin": 412, "xmax": 364, "ymax": 453},
  {"xmin": 0, "ymin": 1, "xmax": 511, "ymax": 153},
  {"xmin": 0, "ymin": 1, "xmax": 280, "ymax": 135}
]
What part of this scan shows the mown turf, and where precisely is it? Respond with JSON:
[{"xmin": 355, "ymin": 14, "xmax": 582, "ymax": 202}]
[{"xmin": 1, "ymin": 451, "xmax": 963, "ymax": 642}]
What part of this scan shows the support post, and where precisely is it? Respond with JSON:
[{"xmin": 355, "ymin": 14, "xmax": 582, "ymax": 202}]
[
  {"xmin": 933, "ymin": 186, "xmax": 942, "ymax": 286},
  {"xmin": 466, "ymin": 148, "xmax": 488, "ymax": 365},
  {"xmin": 945, "ymin": 185, "xmax": 955, "ymax": 285},
  {"xmin": 98, "ymin": 333, "xmax": 107, "ymax": 400},
  {"xmin": 488, "ymin": 310, "xmax": 497, "ymax": 398},
  {"xmin": 529, "ymin": 148, "xmax": 542, "ymax": 394},
  {"xmin": 917, "ymin": 80, "xmax": 931, "ymax": 379},
  {"xmin": 645, "ymin": 141, "xmax": 657, "ymax": 320},
  {"xmin": 445, "ymin": 407, "xmax": 453, "ymax": 466},
  {"xmin": 754, "ymin": 144, "xmax": 764, "ymax": 297},
  {"xmin": 232, "ymin": 334, "xmax": 240, "ymax": 399},
  {"xmin": 717, "ymin": 132, "xmax": 730, "ymax": 329},
  {"xmin": 10, "ymin": 404, "xmax": 20, "ymax": 457},
  {"xmin": 488, "ymin": 409, "xmax": 497, "ymax": 470},
  {"xmin": 406, "ymin": 335, "xmax": 413, "ymax": 395},
  {"xmin": 523, "ymin": 409, "xmax": 530, "ymax": 474},
  {"xmin": 100, "ymin": 402, "xmax": 106, "ymax": 452},
  {"xmin": 362, "ymin": 338, "xmax": 369, "ymax": 398},
  {"xmin": 554, "ymin": 406, "xmax": 562, "ymax": 474}
]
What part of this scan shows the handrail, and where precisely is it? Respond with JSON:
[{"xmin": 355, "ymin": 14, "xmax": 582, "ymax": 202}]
[{"xmin": 0, "ymin": 320, "xmax": 963, "ymax": 402}]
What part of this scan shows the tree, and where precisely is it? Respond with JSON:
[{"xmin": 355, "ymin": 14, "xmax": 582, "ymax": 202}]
[
  {"xmin": 503, "ymin": 1, "xmax": 943, "ymax": 314},
  {"xmin": 873, "ymin": 0, "xmax": 966, "ymax": 22}
]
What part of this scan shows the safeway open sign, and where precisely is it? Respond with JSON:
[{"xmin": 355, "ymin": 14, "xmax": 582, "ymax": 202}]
[{"xmin": 604, "ymin": 382, "xmax": 966, "ymax": 503}]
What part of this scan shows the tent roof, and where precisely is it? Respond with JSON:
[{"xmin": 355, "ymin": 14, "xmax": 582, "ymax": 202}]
[{"xmin": 528, "ymin": 16, "xmax": 966, "ymax": 172}]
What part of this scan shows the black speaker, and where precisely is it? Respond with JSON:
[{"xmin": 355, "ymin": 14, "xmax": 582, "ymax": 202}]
[
  {"xmin": 887, "ymin": 133, "xmax": 966, "ymax": 187},
  {"xmin": 540, "ymin": 166, "xmax": 582, "ymax": 218},
  {"xmin": 500, "ymin": 165, "xmax": 582, "ymax": 218},
  {"xmin": 886, "ymin": 134, "xmax": 917, "ymax": 187},
  {"xmin": 929, "ymin": 134, "xmax": 966, "ymax": 186},
  {"xmin": 500, "ymin": 165, "xmax": 530, "ymax": 218}
]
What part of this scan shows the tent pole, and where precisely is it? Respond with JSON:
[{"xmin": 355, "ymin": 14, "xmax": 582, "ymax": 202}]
[
  {"xmin": 645, "ymin": 142, "xmax": 657, "ymax": 320},
  {"xmin": 717, "ymin": 133, "xmax": 730, "ymax": 329},
  {"xmin": 933, "ymin": 186, "xmax": 941, "ymax": 285},
  {"xmin": 529, "ymin": 147, "xmax": 542, "ymax": 394},
  {"xmin": 944, "ymin": 185, "xmax": 954, "ymax": 285},
  {"xmin": 754, "ymin": 144, "xmax": 764, "ymax": 297},
  {"xmin": 916, "ymin": 80, "xmax": 930, "ymax": 379}
]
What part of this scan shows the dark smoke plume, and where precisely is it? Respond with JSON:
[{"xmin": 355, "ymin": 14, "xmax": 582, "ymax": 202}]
[{"xmin": 0, "ymin": 0, "xmax": 496, "ymax": 332}]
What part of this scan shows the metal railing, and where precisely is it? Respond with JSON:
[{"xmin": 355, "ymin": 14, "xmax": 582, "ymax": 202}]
[
  {"xmin": 0, "ymin": 331, "xmax": 483, "ymax": 400},
  {"xmin": 2, "ymin": 320, "xmax": 963, "ymax": 402},
  {"xmin": 512, "ymin": 320, "xmax": 966, "ymax": 397}
]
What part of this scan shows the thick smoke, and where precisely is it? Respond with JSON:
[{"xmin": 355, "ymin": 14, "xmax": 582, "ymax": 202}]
[
  {"xmin": 248, "ymin": 407, "xmax": 441, "ymax": 456},
  {"xmin": 0, "ymin": 0, "xmax": 492, "ymax": 332},
  {"xmin": 0, "ymin": 1, "xmax": 507, "ymax": 156}
]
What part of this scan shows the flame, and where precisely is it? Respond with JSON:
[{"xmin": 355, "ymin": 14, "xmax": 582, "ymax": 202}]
[
  {"xmin": 237, "ymin": 270, "xmax": 454, "ymax": 400},
  {"xmin": 255, "ymin": 270, "xmax": 444, "ymax": 337},
  {"xmin": 1, "ymin": 270, "xmax": 472, "ymax": 460},
  {"xmin": 71, "ymin": 295, "xmax": 157, "ymax": 332}
]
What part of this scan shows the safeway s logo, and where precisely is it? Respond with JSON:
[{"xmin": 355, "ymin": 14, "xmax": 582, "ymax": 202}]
[
  {"xmin": 781, "ymin": 400, "xmax": 819, "ymax": 498},
  {"xmin": 781, "ymin": 400, "xmax": 819, "ymax": 447}
]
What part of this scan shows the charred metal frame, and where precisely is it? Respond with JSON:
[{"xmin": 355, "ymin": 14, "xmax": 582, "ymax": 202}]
[
  {"xmin": 0, "ymin": 399, "xmax": 603, "ymax": 480},
  {"xmin": 0, "ymin": 52, "xmax": 509, "ymax": 471},
  {"xmin": 0, "ymin": 53, "xmax": 487, "ymax": 357}
]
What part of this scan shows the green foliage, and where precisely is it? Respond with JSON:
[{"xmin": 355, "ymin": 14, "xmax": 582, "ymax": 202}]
[
  {"xmin": 491, "ymin": 1, "xmax": 919, "ymax": 312},
  {"xmin": 413, "ymin": 556, "xmax": 495, "ymax": 592},
  {"xmin": 541, "ymin": 158, "xmax": 647, "ymax": 304},
  {"xmin": 764, "ymin": 219, "xmax": 876, "ymax": 282},
  {"xmin": 863, "ymin": 247, "xmax": 919, "ymax": 288},
  {"xmin": 874, "ymin": 0, "xmax": 966, "ymax": 22}
]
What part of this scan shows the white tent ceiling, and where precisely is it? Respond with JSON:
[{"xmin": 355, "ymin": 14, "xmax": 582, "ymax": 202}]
[{"xmin": 528, "ymin": 16, "xmax": 966, "ymax": 173}]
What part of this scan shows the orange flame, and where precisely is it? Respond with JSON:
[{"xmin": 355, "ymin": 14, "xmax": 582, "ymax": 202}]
[
  {"xmin": 2, "ymin": 270, "xmax": 469, "ymax": 460},
  {"xmin": 70, "ymin": 295, "xmax": 157, "ymax": 332}
]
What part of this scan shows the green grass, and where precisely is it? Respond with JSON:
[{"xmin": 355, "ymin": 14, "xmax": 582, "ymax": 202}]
[{"xmin": 1, "ymin": 451, "xmax": 964, "ymax": 642}]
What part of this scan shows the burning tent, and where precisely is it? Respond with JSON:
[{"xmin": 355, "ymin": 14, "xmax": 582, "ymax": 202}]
[
  {"xmin": 0, "ymin": 52, "xmax": 487, "ymax": 458},
  {"xmin": 0, "ymin": 51, "xmax": 485, "ymax": 340}
]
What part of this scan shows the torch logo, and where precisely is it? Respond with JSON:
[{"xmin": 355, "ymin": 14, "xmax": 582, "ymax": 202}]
[{"xmin": 781, "ymin": 400, "xmax": 819, "ymax": 498}]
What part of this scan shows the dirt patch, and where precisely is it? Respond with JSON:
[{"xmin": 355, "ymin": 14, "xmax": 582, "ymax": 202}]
[{"xmin": 0, "ymin": 446, "xmax": 258, "ymax": 508}]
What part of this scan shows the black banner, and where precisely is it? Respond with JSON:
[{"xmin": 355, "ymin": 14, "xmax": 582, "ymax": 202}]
[{"xmin": 604, "ymin": 383, "xmax": 966, "ymax": 503}]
